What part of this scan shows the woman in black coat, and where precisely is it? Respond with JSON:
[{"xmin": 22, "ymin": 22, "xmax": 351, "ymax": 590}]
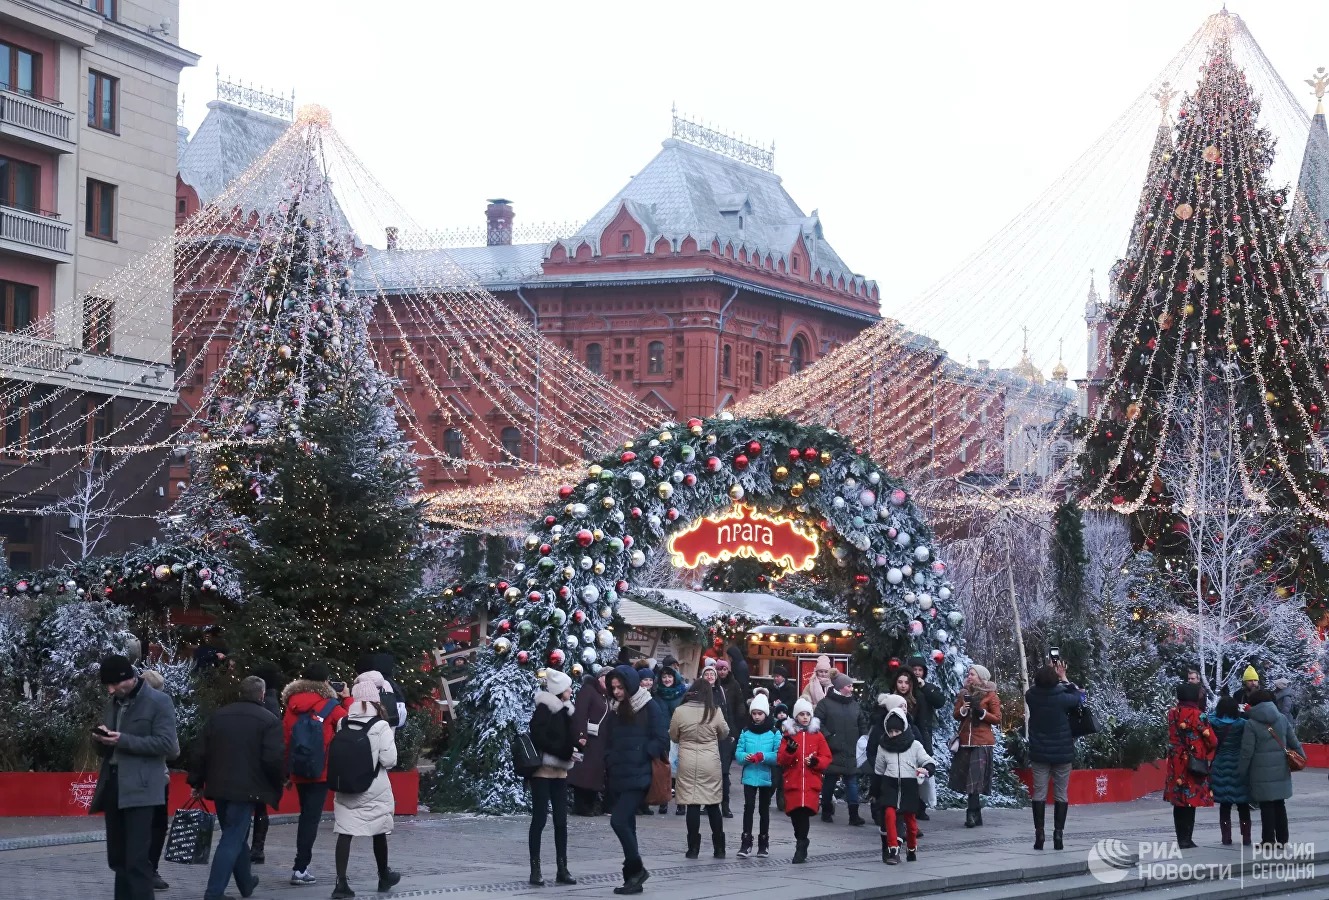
[
  {"xmin": 528, "ymin": 669, "xmax": 582, "ymax": 886},
  {"xmin": 1024, "ymin": 661, "xmax": 1083, "ymax": 850},
  {"xmin": 568, "ymin": 673, "xmax": 609, "ymax": 815},
  {"xmin": 603, "ymin": 665, "xmax": 668, "ymax": 895}
]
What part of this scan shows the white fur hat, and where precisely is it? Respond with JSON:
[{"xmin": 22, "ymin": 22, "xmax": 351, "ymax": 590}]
[
  {"xmin": 877, "ymin": 693, "xmax": 907, "ymax": 713},
  {"xmin": 750, "ymin": 693, "xmax": 770, "ymax": 715},
  {"xmin": 793, "ymin": 698, "xmax": 815, "ymax": 719}
]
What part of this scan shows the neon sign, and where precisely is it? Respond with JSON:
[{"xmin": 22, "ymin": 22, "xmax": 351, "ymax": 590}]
[{"xmin": 667, "ymin": 505, "xmax": 820, "ymax": 574}]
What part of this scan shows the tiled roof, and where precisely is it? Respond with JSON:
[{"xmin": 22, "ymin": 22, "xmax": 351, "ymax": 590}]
[
  {"xmin": 559, "ymin": 138, "xmax": 873, "ymax": 293},
  {"xmin": 179, "ymin": 100, "xmax": 290, "ymax": 205},
  {"xmin": 1296, "ymin": 107, "xmax": 1329, "ymax": 233},
  {"xmin": 353, "ymin": 244, "xmax": 547, "ymax": 292}
]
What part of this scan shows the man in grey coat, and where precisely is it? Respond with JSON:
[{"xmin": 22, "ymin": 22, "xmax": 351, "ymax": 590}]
[{"xmin": 91, "ymin": 654, "xmax": 180, "ymax": 900}]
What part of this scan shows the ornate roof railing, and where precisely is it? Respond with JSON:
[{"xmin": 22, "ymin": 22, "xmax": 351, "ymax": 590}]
[
  {"xmin": 215, "ymin": 69, "xmax": 294, "ymax": 121},
  {"xmin": 671, "ymin": 105, "xmax": 774, "ymax": 172}
]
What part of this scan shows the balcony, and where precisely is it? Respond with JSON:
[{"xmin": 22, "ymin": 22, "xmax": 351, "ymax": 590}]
[
  {"xmin": 0, "ymin": 205, "xmax": 71, "ymax": 262},
  {"xmin": 0, "ymin": 90, "xmax": 74, "ymax": 153}
]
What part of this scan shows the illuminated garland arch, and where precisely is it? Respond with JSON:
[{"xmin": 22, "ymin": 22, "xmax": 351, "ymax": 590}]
[{"xmin": 446, "ymin": 414, "xmax": 970, "ymax": 812}]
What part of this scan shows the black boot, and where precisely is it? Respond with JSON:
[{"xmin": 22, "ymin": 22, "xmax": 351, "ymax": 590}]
[
  {"xmin": 555, "ymin": 857, "xmax": 576, "ymax": 885},
  {"xmin": 916, "ymin": 809, "xmax": 930, "ymax": 821},
  {"xmin": 821, "ymin": 800, "xmax": 834, "ymax": 823},
  {"xmin": 1179, "ymin": 807, "xmax": 1197, "ymax": 849},
  {"xmin": 757, "ymin": 834, "xmax": 769, "ymax": 858},
  {"xmin": 685, "ymin": 832, "xmax": 701, "ymax": 860},
  {"xmin": 331, "ymin": 879, "xmax": 355, "ymax": 900},
  {"xmin": 250, "ymin": 814, "xmax": 268, "ymax": 865},
  {"xmin": 737, "ymin": 833, "xmax": 753, "ymax": 859},
  {"xmin": 378, "ymin": 870, "xmax": 401, "ymax": 892},
  {"xmin": 1032, "ymin": 800, "xmax": 1046, "ymax": 850},
  {"xmin": 848, "ymin": 804, "xmax": 865, "ymax": 826},
  {"xmin": 675, "ymin": 805, "xmax": 686, "ymax": 816},
  {"xmin": 712, "ymin": 832, "xmax": 726, "ymax": 859},
  {"xmin": 884, "ymin": 836, "xmax": 899, "ymax": 866},
  {"xmin": 906, "ymin": 847, "xmax": 917, "ymax": 863},
  {"xmin": 529, "ymin": 859, "xmax": 545, "ymax": 886},
  {"xmin": 613, "ymin": 861, "xmax": 648, "ymax": 895},
  {"xmin": 1053, "ymin": 801, "xmax": 1068, "ymax": 851},
  {"xmin": 965, "ymin": 793, "xmax": 979, "ymax": 828},
  {"xmin": 722, "ymin": 801, "xmax": 733, "ymax": 819},
  {"xmin": 792, "ymin": 838, "xmax": 809, "ymax": 864}
]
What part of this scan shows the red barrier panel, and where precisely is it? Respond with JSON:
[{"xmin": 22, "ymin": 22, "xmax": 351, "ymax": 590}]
[
  {"xmin": 1016, "ymin": 761, "xmax": 1165, "ymax": 804},
  {"xmin": 1302, "ymin": 743, "xmax": 1329, "ymax": 768},
  {"xmin": 0, "ymin": 770, "xmax": 420, "ymax": 817}
]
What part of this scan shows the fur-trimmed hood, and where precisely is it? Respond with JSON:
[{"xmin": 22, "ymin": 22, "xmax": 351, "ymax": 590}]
[
  {"xmin": 535, "ymin": 690, "xmax": 573, "ymax": 715},
  {"xmin": 783, "ymin": 716, "xmax": 821, "ymax": 735},
  {"xmin": 282, "ymin": 678, "xmax": 335, "ymax": 706}
]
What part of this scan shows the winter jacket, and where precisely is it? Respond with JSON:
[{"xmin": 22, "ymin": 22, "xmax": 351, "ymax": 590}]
[
  {"xmin": 801, "ymin": 674, "xmax": 832, "ymax": 707},
  {"xmin": 953, "ymin": 682, "xmax": 1001, "ymax": 747},
  {"xmin": 914, "ymin": 683, "xmax": 944, "ymax": 752},
  {"xmin": 1239, "ymin": 701, "xmax": 1303, "ymax": 803},
  {"xmin": 282, "ymin": 679, "xmax": 349, "ymax": 784},
  {"xmin": 669, "ymin": 698, "xmax": 729, "ymax": 805},
  {"xmin": 1205, "ymin": 715, "xmax": 1248, "ymax": 806},
  {"xmin": 530, "ymin": 690, "xmax": 577, "ymax": 780},
  {"xmin": 871, "ymin": 710, "xmax": 937, "ymax": 813},
  {"xmin": 736, "ymin": 722, "xmax": 782, "ymax": 788},
  {"xmin": 716, "ymin": 676, "xmax": 745, "ymax": 734},
  {"xmin": 726, "ymin": 645, "xmax": 752, "ymax": 698},
  {"xmin": 331, "ymin": 708, "xmax": 397, "ymax": 836},
  {"xmin": 654, "ymin": 669, "xmax": 688, "ymax": 721},
  {"xmin": 90, "ymin": 678, "xmax": 180, "ymax": 812},
  {"xmin": 188, "ymin": 698, "xmax": 284, "ymax": 809},
  {"xmin": 1164, "ymin": 703, "xmax": 1217, "ymax": 808},
  {"xmin": 568, "ymin": 675, "xmax": 609, "ymax": 792},
  {"xmin": 1274, "ymin": 685, "xmax": 1298, "ymax": 721},
  {"xmin": 777, "ymin": 718, "xmax": 831, "ymax": 812},
  {"xmin": 768, "ymin": 678, "xmax": 797, "ymax": 712},
  {"xmin": 1025, "ymin": 681, "xmax": 1082, "ymax": 766},
  {"xmin": 815, "ymin": 691, "xmax": 867, "ymax": 775},
  {"xmin": 602, "ymin": 665, "xmax": 669, "ymax": 794}
]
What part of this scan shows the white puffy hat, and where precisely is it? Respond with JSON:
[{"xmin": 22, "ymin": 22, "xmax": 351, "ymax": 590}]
[
  {"xmin": 545, "ymin": 669, "xmax": 573, "ymax": 695},
  {"xmin": 793, "ymin": 698, "xmax": 815, "ymax": 719},
  {"xmin": 750, "ymin": 693, "xmax": 770, "ymax": 715}
]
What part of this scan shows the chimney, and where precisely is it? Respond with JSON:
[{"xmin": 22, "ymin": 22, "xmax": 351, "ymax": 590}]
[
  {"xmin": 385, "ymin": 226, "xmax": 398, "ymax": 251},
  {"xmin": 486, "ymin": 198, "xmax": 514, "ymax": 246}
]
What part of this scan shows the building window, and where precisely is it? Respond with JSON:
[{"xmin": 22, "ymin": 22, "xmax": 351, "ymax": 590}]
[
  {"xmin": 86, "ymin": 179, "xmax": 116, "ymax": 240},
  {"xmin": 0, "ymin": 281, "xmax": 34, "ymax": 332},
  {"xmin": 391, "ymin": 349, "xmax": 407, "ymax": 379},
  {"xmin": 647, "ymin": 341, "xmax": 665, "ymax": 375},
  {"xmin": 0, "ymin": 156, "xmax": 39, "ymax": 213},
  {"xmin": 754, "ymin": 351, "xmax": 764, "ymax": 384},
  {"xmin": 619, "ymin": 232, "xmax": 631, "ymax": 251},
  {"xmin": 87, "ymin": 71, "xmax": 117, "ymax": 131},
  {"xmin": 792, "ymin": 257, "xmax": 800, "ymax": 273},
  {"xmin": 0, "ymin": 42, "xmax": 39, "ymax": 98},
  {"xmin": 790, "ymin": 335, "xmax": 809, "ymax": 374},
  {"xmin": 443, "ymin": 427, "xmax": 464, "ymax": 461},
  {"xmin": 87, "ymin": 0, "xmax": 116, "ymax": 20},
  {"xmin": 83, "ymin": 297, "xmax": 112, "ymax": 354},
  {"xmin": 0, "ymin": 515, "xmax": 36, "ymax": 570},
  {"xmin": 585, "ymin": 342, "xmax": 602, "ymax": 375},
  {"xmin": 722, "ymin": 344, "xmax": 732, "ymax": 378},
  {"xmin": 500, "ymin": 427, "xmax": 523, "ymax": 461},
  {"xmin": 176, "ymin": 197, "xmax": 187, "ymax": 214},
  {"xmin": 85, "ymin": 395, "xmax": 112, "ymax": 447}
]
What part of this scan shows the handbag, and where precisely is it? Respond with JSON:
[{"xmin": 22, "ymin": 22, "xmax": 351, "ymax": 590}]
[
  {"xmin": 645, "ymin": 757, "xmax": 671, "ymax": 806},
  {"xmin": 1266, "ymin": 725, "xmax": 1307, "ymax": 773},
  {"xmin": 1186, "ymin": 753, "xmax": 1211, "ymax": 778},
  {"xmin": 511, "ymin": 731, "xmax": 541, "ymax": 778},
  {"xmin": 1068, "ymin": 703, "xmax": 1098, "ymax": 738},
  {"xmin": 948, "ymin": 736, "xmax": 960, "ymax": 754},
  {"xmin": 164, "ymin": 796, "xmax": 215, "ymax": 865},
  {"xmin": 586, "ymin": 707, "xmax": 608, "ymax": 738}
]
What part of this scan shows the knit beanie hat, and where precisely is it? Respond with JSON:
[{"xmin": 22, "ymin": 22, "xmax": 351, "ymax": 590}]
[
  {"xmin": 970, "ymin": 664, "xmax": 991, "ymax": 683},
  {"xmin": 1242, "ymin": 665, "xmax": 1259, "ymax": 682},
  {"xmin": 832, "ymin": 672, "xmax": 853, "ymax": 691},
  {"xmin": 302, "ymin": 661, "xmax": 332, "ymax": 682},
  {"xmin": 878, "ymin": 693, "xmax": 907, "ymax": 713},
  {"xmin": 355, "ymin": 670, "xmax": 385, "ymax": 689},
  {"xmin": 815, "ymin": 655, "xmax": 832, "ymax": 672},
  {"xmin": 1176, "ymin": 682, "xmax": 1202, "ymax": 703},
  {"xmin": 703, "ymin": 657, "xmax": 718, "ymax": 670},
  {"xmin": 352, "ymin": 680, "xmax": 380, "ymax": 703},
  {"xmin": 750, "ymin": 693, "xmax": 770, "ymax": 715},
  {"xmin": 793, "ymin": 698, "xmax": 815, "ymax": 719},
  {"xmin": 99, "ymin": 655, "xmax": 135, "ymax": 685},
  {"xmin": 545, "ymin": 668, "xmax": 573, "ymax": 695}
]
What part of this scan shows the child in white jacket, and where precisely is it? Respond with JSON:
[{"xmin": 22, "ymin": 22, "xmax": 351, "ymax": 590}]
[{"xmin": 871, "ymin": 707, "xmax": 936, "ymax": 865}]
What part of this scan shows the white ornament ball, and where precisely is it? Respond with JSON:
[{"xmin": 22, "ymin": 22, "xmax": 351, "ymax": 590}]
[
  {"xmin": 868, "ymin": 471, "xmax": 881, "ymax": 485},
  {"xmin": 582, "ymin": 628, "xmax": 595, "ymax": 644},
  {"xmin": 886, "ymin": 568, "xmax": 903, "ymax": 585},
  {"xmin": 582, "ymin": 647, "xmax": 599, "ymax": 665},
  {"xmin": 895, "ymin": 532, "xmax": 912, "ymax": 547},
  {"xmin": 580, "ymin": 556, "xmax": 593, "ymax": 570},
  {"xmin": 730, "ymin": 484, "xmax": 745, "ymax": 501},
  {"xmin": 902, "ymin": 565, "xmax": 913, "ymax": 577},
  {"xmin": 859, "ymin": 489, "xmax": 876, "ymax": 506},
  {"xmin": 630, "ymin": 549, "xmax": 646, "ymax": 568},
  {"xmin": 718, "ymin": 411, "xmax": 734, "ymax": 420},
  {"xmin": 572, "ymin": 503, "xmax": 588, "ymax": 517},
  {"xmin": 833, "ymin": 497, "xmax": 846, "ymax": 509},
  {"xmin": 938, "ymin": 587, "xmax": 952, "ymax": 601},
  {"xmin": 515, "ymin": 563, "xmax": 526, "ymax": 574},
  {"xmin": 947, "ymin": 611, "xmax": 963, "ymax": 627},
  {"xmin": 832, "ymin": 546, "xmax": 849, "ymax": 561},
  {"xmin": 648, "ymin": 514, "xmax": 662, "ymax": 528},
  {"xmin": 913, "ymin": 572, "xmax": 926, "ymax": 585},
  {"xmin": 909, "ymin": 620, "xmax": 924, "ymax": 636},
  {"xmin": 597, "ymin": 629, "xmax": 614, "ymax": 648},
  {"xmin": 629, "ymin": 471, "xmax": 646, "ymax": 490},
  {"xmin": 904, "ymin": 591, "xmax": 917, "ymax": 604},
  {"xmin": 934, "ymin": 629, "xmax": 949, "ymax": 643},
  {"xmin": 914, "ymin": 546, "xmax": 930, "ymax": 562},
  {"xmin": 566, "ymin": 634, "xmax": 579, "ymax": 650},
  {"xmin": 671, "ymin": 469, "xmax": 684, "ymax": 484},
  {"xmin": 917, "ymin": 593, "xmax": 934, "ymax": 610},
  {"xmin": 612, "ymin": 510, "xmax": 625, "ymax": 523},
  {"xmin": 582, "ymin": 585, "xmax": 600, "ymax": 602}
]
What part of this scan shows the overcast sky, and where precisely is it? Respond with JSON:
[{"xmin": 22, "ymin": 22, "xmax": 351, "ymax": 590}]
[{"xmin": 177, "ymin": 1, "xmax": 1329, "ymax": 371}]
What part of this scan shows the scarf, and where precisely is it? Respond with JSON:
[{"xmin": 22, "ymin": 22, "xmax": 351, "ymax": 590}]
[{"xmin": 612, "ymin": 686, "xmax": 654, "ymax": 714}]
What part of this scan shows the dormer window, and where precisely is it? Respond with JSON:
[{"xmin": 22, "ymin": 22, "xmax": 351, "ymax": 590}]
[
  {"xmin": 620, "ymin": 232, "xmax": 631, "ymax": 251},
  {"xmin": 792, "ymin": 257, "xmax": 800, "ymax": 274}
]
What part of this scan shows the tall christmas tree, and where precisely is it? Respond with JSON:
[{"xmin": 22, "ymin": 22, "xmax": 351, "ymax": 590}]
[
  {"xmin": 1077, "ymin": 34, "xmax": 1329, "ymax": 624},
  {"xmin": 170, "ymin": 162, "xmax": 434, "ymax": 692}
]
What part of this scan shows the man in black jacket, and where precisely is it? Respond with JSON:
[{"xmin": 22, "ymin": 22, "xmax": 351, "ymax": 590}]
[
  {"xmin": 907, "ymin": 656, "xmax": 946, "ymax": 820},
  {"xmin": 189, "ymin": 676, "xmax": 284, "ymax": 900},
  {"xmin": 769, "ymin": 666, "xmax": 797, "ymax": 711}
]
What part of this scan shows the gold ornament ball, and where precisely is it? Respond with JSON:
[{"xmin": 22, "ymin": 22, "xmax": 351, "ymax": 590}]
[
  {"xmin": 593, "ymin": 562, "xmax": 606, "ymax": 575},
  {"xmin": 602, "ymin": 497, "xmax": 616, "ymax": 509},
  {"xmin": 623, "ymin": 441, "xmax": 635, "ymax": 450},
  {"xmin": 593, "ymin": 529, "xmax": 603, "ymax": 541},
  {"xmin": 1184, "ymin": 303, "xmax": 1195, "ymax": 316},
  {"xmin": 774, "ymin": 466, "xmax": 789, "ymax": 482},
  {"xmin": 562, "ymin": 566, "xmax": 575, "ymax": 579},
  {"xmin": 706, "ymin": 434, "xmax": 718, "ymax": 445},
  {"xmin": 589, "ymin": 465, "xmax": 603, "ymax": 477},
  {"xmin": 729, "ymin": 483, "xmax": 745, "ymax": 500},
  {"xmin": 691, "ymin": 425, "xmax": 703, "ymax": 436},
  {"xmin": 790, "ymin": 482, "xmax": 805, "ymax": 498},
  {"xmin": 819, "ymin": 450, "xmax": 832, "ymax": 465},
  {"xmin": 659, "ymin": 431, "xmax": 673, "ymax": 442},
  {"xmin": 658, "ymin": 482, "xmax": 674, "ymax": 500},
  {"xmin": 525, "ymin": 534, "xmax": 540, "ymax": 550},
  {"xmin": 807, "ymin": 472, "xmax": 822, "ymax": 488}
]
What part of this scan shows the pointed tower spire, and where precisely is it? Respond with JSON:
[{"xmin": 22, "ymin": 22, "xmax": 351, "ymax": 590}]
[
  {"xmin": 1296, "ymin": 68, "xmax": 1329, "ymax": 236},
  {"xmin": 1051, "ymin": 338, "xmax": 1068, "ymax": 385}
]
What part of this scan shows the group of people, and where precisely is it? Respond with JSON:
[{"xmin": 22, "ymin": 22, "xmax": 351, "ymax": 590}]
[
  {"xmin": 524, "ymin": 648, "xmax": 993, "ymax": 893},
  {"xmin": 1166, "ymin": 665, "xmax": 1305, "ymax": 849},
  {"xmin": 91, "ymin": 651, "xmax": 407, "ymax": 900}
]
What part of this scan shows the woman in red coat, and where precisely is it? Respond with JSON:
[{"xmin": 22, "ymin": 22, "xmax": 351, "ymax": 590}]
[
  {"xmin": 777, "ymin": 698, "xmax": 832, "ymax": 864},
  {"xmin": 1165, "ymin": 683, "xmax": 1217, "ymax": 849}
]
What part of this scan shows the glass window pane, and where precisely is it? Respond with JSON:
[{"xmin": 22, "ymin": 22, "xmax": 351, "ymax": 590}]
[
  {"xmin": 14, "ymin": 286, "xmax": 31, "ymax": 329},
  {"xmin": 87, "ymin": 72, "xmax": 95, "ymax": 123},
  {"xmin": 13, "ymin": 162, "xmax": 36, "ymax": 212},
  {"xmin": 98, "ymin": 186, "xmax": 113, "ymax": 236},
  {"xmin": 17, "ymin": 51, "xmax": 32, "ymax": 95},
  {"xmin": 102, "ymin": 81, "xmax": 114, "ymax": 129},
  {"xmin": 0, "ymin": 46, "xmax": 10, "ymax": 92}
]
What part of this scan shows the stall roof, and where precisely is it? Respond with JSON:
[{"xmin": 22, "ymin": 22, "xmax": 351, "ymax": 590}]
[
  {"xmin": 617, "ymin": 598, "xmax": 697, "ymax": 630},
  {"xmin": 652, "ymin": 590, "xmax": 825, "ymax": 623},
  {"xmin": 749, "ymin": 623, "xmax": 851, "ymax": 636}
]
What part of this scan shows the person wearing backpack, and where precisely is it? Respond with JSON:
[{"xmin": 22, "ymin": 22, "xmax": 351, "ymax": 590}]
[
  {"xmin": 328, "ymin": 681, "xmax": 400, "ymax": 899},
  {"xmin": 281, "ymin": 662, "xmax": 348, "ymax": 887},
  {"xmin": 355, "ymin": 654, "xmax": 408, "ymax": 729}
]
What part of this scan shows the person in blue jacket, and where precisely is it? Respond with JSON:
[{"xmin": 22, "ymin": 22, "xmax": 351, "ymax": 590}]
[
  {"xmin": 1205, "ymin": 692, "xmax": 1251, "ymax": 846},
  {"xmin": 735, "ymin": 692, "xmax": 781, "ymax": 858},
  {"xmin": 603, "ymin": 665, "xmax": 668, "ymax": 895}
]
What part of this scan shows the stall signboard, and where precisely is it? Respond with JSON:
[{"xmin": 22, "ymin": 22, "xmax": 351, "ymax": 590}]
[
  {"xmin": 667, "ymin": 505, "xmax": 819, "ymax": 575},
  {"xmin": 796, "ymin": 654, "xmax": 849, "ymax": 694}
]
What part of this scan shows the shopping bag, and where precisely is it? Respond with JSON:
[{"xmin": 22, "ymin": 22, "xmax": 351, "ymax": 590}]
[
  {"xmin": 164, "ymin": 796, "xmax": 214, "ymax": 865},
  {"xmin": 646, "ymin": 757, "xmax": 671, "ymax": 806},
  {"xmin": 920, "ymin": 774, "xmax": 937, "ymax": 809}
]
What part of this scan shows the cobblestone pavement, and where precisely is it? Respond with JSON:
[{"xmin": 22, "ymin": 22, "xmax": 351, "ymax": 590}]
[{"xmin": 4, "ymin": 772, "xmax": 1329, "ymax": 899}]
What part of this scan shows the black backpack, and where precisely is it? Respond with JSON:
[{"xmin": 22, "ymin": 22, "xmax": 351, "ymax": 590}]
[
  {"xmin": 288, "ymin": 698, "xmax": 339, "ymax": 779},
  {"xmin": 378, "ymin": 683, "xmax": 402, "ymax": 728},
  {"xmin": 326, "ymin": 717, "xmax": 382, "ymax": 793}
]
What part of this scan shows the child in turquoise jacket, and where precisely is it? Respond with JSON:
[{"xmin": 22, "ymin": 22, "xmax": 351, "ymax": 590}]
[{"xmin": 736, "ymin": 691, "xmax": 781, "ymax": 858}]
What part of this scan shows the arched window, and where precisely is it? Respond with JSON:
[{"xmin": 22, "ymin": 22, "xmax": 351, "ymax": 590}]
[
  {"xmin": 648, "ymin": 340, "xmax": 665, "ymax": 375},
  {"xmin": 753, "ymin": 351, "xmax": 764, "ymax": 384},
  {"xmin": 391, "ymin": 349, "xmax": 407, "ymax": 380},
  {"xmin": 790, "ymin": 335, "xmax": 809, "ymax": 374},
  {"xmin": 501, "ymin": 427, "xmax": 523, "ymax": 460},
  {"xmin": 722, "ymin": 344, "xmax": 732, "ymax": 378},
  {"xmin": 585, "ymin": 342, "xmax": 602, "ymax": 375},
  {"xmin": 444, "ymin": 428, "xmax": 464, "ymax": 461}
]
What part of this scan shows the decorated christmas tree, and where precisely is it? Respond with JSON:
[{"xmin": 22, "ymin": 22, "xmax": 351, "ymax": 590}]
[
  {"xmin": 439, "ymin": 415, "xmax": 973, "ymax": 812},
  {"xmin": 170, "ymin": 166, "xmax": 433, "ymax": 692},
  {"xmin": 1077, "ymin": 34, "xmax": 1329, "ymax": 624}
]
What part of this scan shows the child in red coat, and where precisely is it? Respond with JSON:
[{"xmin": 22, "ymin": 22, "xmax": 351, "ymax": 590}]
[{"xmin": 777, "ymin": 698, "xmax": 832, "ymax": 864}]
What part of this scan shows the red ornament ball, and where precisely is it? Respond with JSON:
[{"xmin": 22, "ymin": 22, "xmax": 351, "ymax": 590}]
[
  {"xmin": 576, "ymin": 529, "xmax": 594, "ymax": 548},
  {"xmin": 666, "ymin": 508, "xmax": 680, "ymax": 521},
  {"xmin": 652, "ymin": 455, "xmax": 664, "ymax": 469},
  {"xmin": 545, "ymin": 516, "xmax": 556, "ymax": 526},
  {"xmin": 621, "ymin": 451, "xmax": 637, "ymax": 463},
  {"xmin": 687, "ymin": 417, "xmax": 703, "ymax": 430},
  {"xmin": 630, "ymin": 507, "xmax": 642, "ymax": 519},
  {"xmin": 616, "ymin": 580, "xmax": 629, "ymax": 593},
  {"xmin": 684, "ymin": 473, "xmax": 697, "ymax": 486},
  {"xmin": 517, "ymin": 650, "xmax": 530, "ymax": 664},
  {"xmin": 558, "ymin": 586, "xmax": 571, "ymax": 600},
  {"xmin": 728, "ymin": 616, "xmax": 738, "ymax": 626},
  {"xmin": 788, "ymin": 448, "xmax": 802, "ymax": 463},
  {"xmin": 573, "ymin": 609, "xmax": 585, "ymax": 623},
  {"xmin": 932, "ymin": 649, "xmax": 945, "ymax": 663},
  {"xmin": 734, "ymin": 454, "xmax": 749, "ymax": 470},
  {"xmin": 747, "ymin": 441, "xmax": 762, "ymax": 455},
  {"xmin": 499, "ymin": 619, "xmax": 511, "ymax": 632},
  {"xmin": 558, "ymin": 485, "xmax": 574, "ymax": 499},
  {"xmin": 706, "ymin": 456, "xmax": 722, "ymax": 473},
  {"xmin": 802, "ymin": 447, "xmax": 818, "ymax": 461},
  {"xmin": 623, "ymin": 535, "xmax": 635, "ymax": 548},
  {"xmin": 539, "ymin": 543, "xmax": 552, "ymax": 555}
]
